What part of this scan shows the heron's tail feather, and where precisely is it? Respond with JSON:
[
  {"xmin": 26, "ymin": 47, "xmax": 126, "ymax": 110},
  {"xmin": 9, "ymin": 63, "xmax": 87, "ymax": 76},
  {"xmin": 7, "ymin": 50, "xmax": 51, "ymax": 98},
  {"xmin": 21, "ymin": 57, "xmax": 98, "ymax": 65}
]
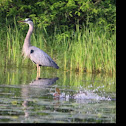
[
  {"xmin": 47, "ymin": 57, "xmax": 59, "ymax": 69},
  {"xmin": 51, "ymin": 60, "xmax": 59, "ymax": 69}
]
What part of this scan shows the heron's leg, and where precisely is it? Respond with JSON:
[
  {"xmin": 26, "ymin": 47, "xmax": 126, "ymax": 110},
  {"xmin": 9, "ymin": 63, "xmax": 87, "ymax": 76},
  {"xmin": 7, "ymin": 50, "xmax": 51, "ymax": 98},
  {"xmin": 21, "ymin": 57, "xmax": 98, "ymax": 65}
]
[
  {"xmin": 36, "ymin": 64, "xmax": 39, "ymax": 79},
  {"xmin": 38, "ymin": 66, "xmax": 40, "ymax": 77}
]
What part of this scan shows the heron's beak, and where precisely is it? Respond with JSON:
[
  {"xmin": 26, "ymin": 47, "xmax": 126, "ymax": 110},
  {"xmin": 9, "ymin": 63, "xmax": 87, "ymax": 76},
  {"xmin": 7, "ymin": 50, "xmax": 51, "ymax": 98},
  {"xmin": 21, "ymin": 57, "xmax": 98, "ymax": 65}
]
[{"xmin": 17, "ymin": 20, "xmax": 25, "ymax": 23}]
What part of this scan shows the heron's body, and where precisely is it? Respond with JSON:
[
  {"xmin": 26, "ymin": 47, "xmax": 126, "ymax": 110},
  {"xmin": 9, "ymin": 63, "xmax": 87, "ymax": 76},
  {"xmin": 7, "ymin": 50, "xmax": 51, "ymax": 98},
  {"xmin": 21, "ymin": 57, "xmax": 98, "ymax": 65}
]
[
  {"xmin": 18, "ymin": 18, "xmax": 59, "ymax": 78},
  {"xmin": 26, "ymin": 46, "xmax": 59, "ymax": 68}
]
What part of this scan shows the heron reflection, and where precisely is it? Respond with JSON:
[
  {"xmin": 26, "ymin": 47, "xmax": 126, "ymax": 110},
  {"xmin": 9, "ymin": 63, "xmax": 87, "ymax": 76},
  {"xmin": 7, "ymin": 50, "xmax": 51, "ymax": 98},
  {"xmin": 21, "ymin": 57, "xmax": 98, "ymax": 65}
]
[
  {"xmin": 21, "ymin": 77, "xmax": 59, "ymax": 120},
  {"xmin": 30, "ymin": 77, "xmax": 59, "ymax": 87}
]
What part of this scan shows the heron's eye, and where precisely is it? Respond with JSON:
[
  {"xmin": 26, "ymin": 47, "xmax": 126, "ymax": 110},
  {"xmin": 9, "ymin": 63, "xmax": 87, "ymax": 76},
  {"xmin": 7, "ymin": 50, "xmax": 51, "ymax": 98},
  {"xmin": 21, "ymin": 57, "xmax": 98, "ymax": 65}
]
[{"xmin": 30, "ymin": 50, "xmax": 34, "ymax": 53}]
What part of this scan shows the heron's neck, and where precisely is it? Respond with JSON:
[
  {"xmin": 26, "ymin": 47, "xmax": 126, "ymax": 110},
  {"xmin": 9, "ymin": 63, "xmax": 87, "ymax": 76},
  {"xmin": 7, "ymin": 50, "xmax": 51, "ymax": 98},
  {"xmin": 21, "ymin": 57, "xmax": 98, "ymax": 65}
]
[
  {"xmin": 24, "ymin": 24, "xmax": 33, "ymax": 47},
  {"xmin": 23, "ymin": 24, "xmax": 33, "ymax": 58}
]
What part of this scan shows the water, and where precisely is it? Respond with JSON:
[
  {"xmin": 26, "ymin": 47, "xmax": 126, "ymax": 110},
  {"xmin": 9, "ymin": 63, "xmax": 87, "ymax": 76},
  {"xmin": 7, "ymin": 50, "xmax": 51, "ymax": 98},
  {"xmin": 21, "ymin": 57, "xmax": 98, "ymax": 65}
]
[{"xmin": 0, "ymin": 67, "xmax": 116, "ymax": 123}]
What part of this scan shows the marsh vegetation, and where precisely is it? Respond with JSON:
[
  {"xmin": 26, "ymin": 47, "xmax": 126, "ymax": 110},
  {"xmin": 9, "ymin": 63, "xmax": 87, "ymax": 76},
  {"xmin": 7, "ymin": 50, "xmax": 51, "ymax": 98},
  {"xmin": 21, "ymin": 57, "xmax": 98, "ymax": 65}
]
[
  {"xmin": 0, "ymin": 0, "xmax": 116, "ymax": 74},
  {"xmin": 0, "ymin": 18, "xmax": 116, "ymax": 74}
]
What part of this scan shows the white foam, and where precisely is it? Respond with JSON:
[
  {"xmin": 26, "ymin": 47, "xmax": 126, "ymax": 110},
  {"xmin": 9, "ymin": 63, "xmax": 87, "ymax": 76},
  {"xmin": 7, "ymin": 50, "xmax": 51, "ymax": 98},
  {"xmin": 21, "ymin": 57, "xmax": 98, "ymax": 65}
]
[{"xmin": 73, "ymin": 91, "xmax": 111, "ymax": 101}]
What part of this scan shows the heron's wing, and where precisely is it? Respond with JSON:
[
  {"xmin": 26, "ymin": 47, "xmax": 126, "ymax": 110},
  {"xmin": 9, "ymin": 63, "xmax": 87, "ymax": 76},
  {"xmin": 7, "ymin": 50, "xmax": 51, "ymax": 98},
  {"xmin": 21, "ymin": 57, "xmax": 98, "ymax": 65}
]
[{"xmin": 29, "ymin": 46, "xmax": 59, "ymax": 69}]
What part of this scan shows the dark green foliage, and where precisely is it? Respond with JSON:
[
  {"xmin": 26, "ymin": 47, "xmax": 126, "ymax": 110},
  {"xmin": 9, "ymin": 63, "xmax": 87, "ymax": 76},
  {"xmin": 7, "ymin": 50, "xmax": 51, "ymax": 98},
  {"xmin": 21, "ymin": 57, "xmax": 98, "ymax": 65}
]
[{"xmin": 0, "ymin": 0, "xmax": 116, "ymax": 33}]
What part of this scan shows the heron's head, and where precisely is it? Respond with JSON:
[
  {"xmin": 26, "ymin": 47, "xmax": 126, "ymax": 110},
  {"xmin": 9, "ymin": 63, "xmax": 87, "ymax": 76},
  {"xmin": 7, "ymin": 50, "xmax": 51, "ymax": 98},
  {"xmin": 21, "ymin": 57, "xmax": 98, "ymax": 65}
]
[{"xmin": 18, "ymin": 18, "xmax": 33, "ymax": 25}]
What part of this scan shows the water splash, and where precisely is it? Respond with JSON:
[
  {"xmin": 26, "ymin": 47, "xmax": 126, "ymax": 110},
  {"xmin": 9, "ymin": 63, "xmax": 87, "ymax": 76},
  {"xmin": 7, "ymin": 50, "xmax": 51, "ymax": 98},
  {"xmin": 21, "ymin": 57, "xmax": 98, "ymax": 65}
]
[
  {"xmin": 51, "ymin": 88, "xmax": 111, "ymax": 101},
  {"xmin": 73, "ymin": 91, "xmax": 111, "ymax": 101}
]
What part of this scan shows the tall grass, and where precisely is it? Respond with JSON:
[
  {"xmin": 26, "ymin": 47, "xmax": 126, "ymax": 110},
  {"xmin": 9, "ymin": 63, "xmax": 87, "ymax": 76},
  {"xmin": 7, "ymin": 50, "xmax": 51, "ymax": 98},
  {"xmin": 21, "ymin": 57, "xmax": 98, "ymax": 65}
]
[{"xmin": 0, "ymin": 19, "xmax": 116, "ymax": 74}]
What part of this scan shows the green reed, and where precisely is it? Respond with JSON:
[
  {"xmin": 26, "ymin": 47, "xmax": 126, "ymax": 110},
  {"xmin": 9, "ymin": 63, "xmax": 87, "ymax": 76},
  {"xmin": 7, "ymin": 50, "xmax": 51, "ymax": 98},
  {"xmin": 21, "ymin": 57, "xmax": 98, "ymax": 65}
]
[{"xmin": 0, "ymin": 19, "xmax": 116, "ymax": 74}]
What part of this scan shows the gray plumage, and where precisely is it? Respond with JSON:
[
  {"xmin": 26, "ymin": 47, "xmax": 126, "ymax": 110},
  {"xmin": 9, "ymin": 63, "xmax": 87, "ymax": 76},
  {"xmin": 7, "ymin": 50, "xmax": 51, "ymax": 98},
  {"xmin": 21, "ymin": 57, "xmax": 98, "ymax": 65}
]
[
  {"xmin": 18, "ymin": 18, "xmax": 59, "ymax": 69},
  {"xmin": 29, "ymin": 46, "xmax": 59, "ymax": 68}
]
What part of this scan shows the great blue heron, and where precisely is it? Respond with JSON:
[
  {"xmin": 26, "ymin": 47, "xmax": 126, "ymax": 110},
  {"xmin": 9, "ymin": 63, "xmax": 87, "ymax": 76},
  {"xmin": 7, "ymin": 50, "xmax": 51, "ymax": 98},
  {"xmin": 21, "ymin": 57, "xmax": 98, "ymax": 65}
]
[{"xmin": 18, "ymin": 18, "xmax": 59, "ymax": 78}]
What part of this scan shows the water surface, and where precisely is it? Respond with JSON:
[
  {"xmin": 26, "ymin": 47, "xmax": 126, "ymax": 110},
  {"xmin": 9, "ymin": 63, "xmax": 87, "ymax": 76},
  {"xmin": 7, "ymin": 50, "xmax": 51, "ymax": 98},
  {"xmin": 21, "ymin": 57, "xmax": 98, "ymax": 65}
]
[{"xmin": 0, "ymin": 67, "xmax": 116, "ymax": 123}]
